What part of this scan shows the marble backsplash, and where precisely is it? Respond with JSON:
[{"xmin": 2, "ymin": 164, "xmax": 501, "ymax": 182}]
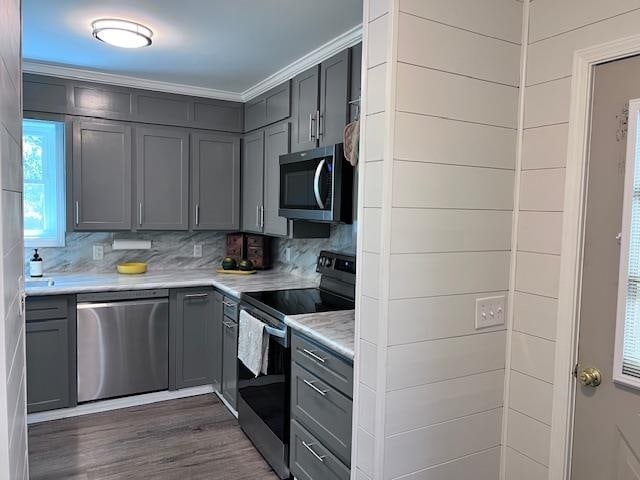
[{"xmin": 26, "ymin": 223, "xmax": 356, "ymax": 279}]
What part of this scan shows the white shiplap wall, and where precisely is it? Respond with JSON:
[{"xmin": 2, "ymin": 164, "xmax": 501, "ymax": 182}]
[
  {"xmin": 504, "ymin": 1, "xmax": 640, "ymax": 478},
  {"xmin": 0, "ymin": 0, "xmax": 28, "ymax": 478},
  {"xmin": 354, "ymin": 0, "xmax": 521, "ymax": 478}
]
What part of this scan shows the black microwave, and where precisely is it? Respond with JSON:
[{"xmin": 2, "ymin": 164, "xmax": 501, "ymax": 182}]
[{"xmin": 279, "ymin": 144, "xmax": 353, "ymax": 223}]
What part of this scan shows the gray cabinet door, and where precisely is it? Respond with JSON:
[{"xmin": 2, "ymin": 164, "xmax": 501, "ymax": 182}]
[
  {"xmin": 264, "ymin": 122, "xmax": 290, "ymax": 237},
  {"xmin": 26, "ymin": 319, "xmax": 70, "ymax": 413},
  {"xmin": 241, "ymin": 130, "xmax": 265, "ymax": 233},
  {"xmin": 291, "ymin": 66, "xmax": 320, "ymax": 153},
  {"xmin": 221, "ymin": 317, "xmax": 238, "ymax": 409},
  {"xmin": 211, "ymin": 291, "xmax": 224, "ymax": 390},
  {"xmin": 245, "ymin": 82, "xmax": 291, "ymax": 132},
  {"xmin": 72, "ymin": 120, "xmax": 132, "ymax": 230},
  {"xmin": 319, "ymin": 50, "xmax": 350, "ymax": 147},
  {"xmin": 135, "ymin": 126, "xmax": 189, "ymax": 230},
  {"xmin": 191, "ymin": 132, "xmax": 240, "ymax": 230},
  {"xmin": 349, "ymin": 42, "xmax": 362, "ymax": 123},
  {"xmin": 173, "ymin": 289, "xmax": 216, "ymax": 389}
]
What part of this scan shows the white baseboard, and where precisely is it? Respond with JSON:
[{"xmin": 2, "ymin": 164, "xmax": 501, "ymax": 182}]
[{"xmin": 27, "ymin": 385, "xmax": 215, "ymax": 424}]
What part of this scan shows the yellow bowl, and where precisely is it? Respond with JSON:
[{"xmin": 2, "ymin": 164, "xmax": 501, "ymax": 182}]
[{"xmin": 116, "ymin": 262, "xmax": 147, "ymax": 275}]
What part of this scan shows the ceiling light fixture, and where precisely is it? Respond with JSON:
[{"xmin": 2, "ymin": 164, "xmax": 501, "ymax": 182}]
[{"xmin": 92, "ymin": 19, "xmax": 153, "ymax": 49}]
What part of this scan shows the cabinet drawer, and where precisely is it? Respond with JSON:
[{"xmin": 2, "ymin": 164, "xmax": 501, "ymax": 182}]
[
  {"xmin": 290, "ymin": 420, "xmax": 350, "ymax": 480},
  {"xmin": 26, "ymin": 296, "xmax": 69, "ymax": 322},
  {"xmin": 246, "ymin": 235, "xmax": 264, "ymax": 247},
  {"xmin": 223, "ymin": 296, "xmax": 239, "ymax": 321},
  {"xmin": 292, "ymin": 332, "xmax": 353, "ymax": 398},
  {"xmin": 291, "ymin": 363, "xmax": 352, "ymax": 466}
]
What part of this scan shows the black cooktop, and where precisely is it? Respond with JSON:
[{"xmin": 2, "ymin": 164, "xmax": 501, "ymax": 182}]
[{"xmin": 243, "ymin": 288, "xmax": 355, "ymax": 318}]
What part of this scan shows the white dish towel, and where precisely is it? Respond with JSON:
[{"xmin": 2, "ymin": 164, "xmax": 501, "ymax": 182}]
[{"xmin": 238, "ymin": 310, "xmax": 269, "ymax": 377}]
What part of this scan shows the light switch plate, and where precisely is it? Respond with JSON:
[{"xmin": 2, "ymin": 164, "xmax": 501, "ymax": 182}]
[
  {"xmin": 475, "ymin": 295, "xmax": 505, "ymax": 329},
  {"xmin": 193, "ymin": 244, "xmax": 203, "ymax": 258},
  {"xmin": 285, "ymin": 247, "xmax": 292, "ymax": 262},
  {"xmin": 93, "ymin": 245, "xmax": 104, "ymax": 261}
]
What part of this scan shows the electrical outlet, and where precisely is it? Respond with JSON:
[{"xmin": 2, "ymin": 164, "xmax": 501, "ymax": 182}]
[
  {"xmin": 475, "ymin": 295, "xmax": 505, "ymax": 329},
  {"xmin": 93, "ymin": 245, "xmax": 104, "ymax": 261},
  {"xmin": 285, "ymin": 247, "xmax": 292, "ymax": 262},
  {"xmin": 193, "ymin": 243, "xmax": 203, "ymax": 258}
]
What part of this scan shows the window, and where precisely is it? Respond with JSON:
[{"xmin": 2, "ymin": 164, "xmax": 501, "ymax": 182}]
[{"xmin": 23, "ymin": 119, "xmax": 65, "ymax": 247}]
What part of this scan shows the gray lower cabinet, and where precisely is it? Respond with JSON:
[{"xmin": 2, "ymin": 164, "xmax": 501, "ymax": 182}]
[
  {"xmin": 221, "ymin": 296, "xmax": 239, "ymax": 409},
  {"xmin": 170, "ymin": 288, "xmax": 218, "ymax": 390},
  {"xmin": 241, "ymin": 130, "xmax": 265, "ymax": 233},
  {"xmin": 291, "ymin": 66, "xmax": 320, "ymax": 153},
  {"xmin": 319, "ymin": 49, "xmax": 350, "ymax": 147},
  {"xmin": 191, "ymin": 132, "xmax": 241, "ymax": 230},
  {"xmin": 263, "ymin": 122, "xmax": 290, "ymax": 236},
  {"xmin": 135, "ymin": 126, "xmax": 190, "ymax": 230},
  {"xmin": 26, "ymin": 296, "xmax": 76, "ymax": 413},
  {"xmin": 72, "ymin": 120, "xmax": 132, "ymax": 231},
  {"xmin": 290, "ymin": 332, "xmax": 353, "ymax": 478},
  {"xmin": 211, "ymin": 291, "xmax": 224, "ymax": 389}
]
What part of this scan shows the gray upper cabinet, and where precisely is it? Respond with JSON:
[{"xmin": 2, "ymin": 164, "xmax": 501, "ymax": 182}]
[
  {"xmin": 171, "ymin": 288, "xmax": 217, "ymax": 390},
  {"xmin": 241, "ymin": 130, "xmax": 265, "ymax": 233},
  {"xmin": 135, "ymin": 126, "xmax": 189, "ymax": 230},
  {"xmin": 190, "ymin": 132, "xmax": 240, "ymax": 230},
  {"xmin": 319, "ymin": 50, "xmax": 351, "ymax": 147},
  {"xmin": 349, "ymin": 43, "xmax": 362, "ymax": 123},
  {"xmin": 72, "ymin": 120, "xmax": 132, "ymax": 231},
  {"xmin": 291, "ymin": 66, "xmax": 320, "ymax": 153},
  {"xmin": 24, "ymin": 74, "xmax": 244, "ymax": 133},
  {"xmin": 263, "ymin": 122, "xmax": 290, "ymax": 236},
  {"xmin": 244, "ymin": 81, "xmax": 291, "ymax": 132}
]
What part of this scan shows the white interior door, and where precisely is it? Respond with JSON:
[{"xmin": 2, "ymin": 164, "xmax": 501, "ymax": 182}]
[{"xmin": 571, "ymin": 55, "xmax": 640, "ymax": 480}]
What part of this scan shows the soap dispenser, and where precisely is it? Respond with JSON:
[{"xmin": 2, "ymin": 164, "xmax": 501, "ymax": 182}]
[{"xmin": 29, "ymin": 249, "xmax": 43, "ymax": 278}]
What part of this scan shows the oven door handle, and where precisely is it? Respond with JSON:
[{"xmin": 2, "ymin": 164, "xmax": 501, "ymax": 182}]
[{"xmin": 313, "ymin": 159, "xmax": 326, "ymax": 209}]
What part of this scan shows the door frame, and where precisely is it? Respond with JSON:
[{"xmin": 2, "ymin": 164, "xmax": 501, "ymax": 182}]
[{"xmin": 551, "ymin": 33, "xmax": 640, "ymax": 480}]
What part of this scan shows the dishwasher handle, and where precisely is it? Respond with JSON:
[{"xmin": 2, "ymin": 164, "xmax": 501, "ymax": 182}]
[{"xmin": 77, "ymin": 297, "xmax": 168, "ymax": 310}]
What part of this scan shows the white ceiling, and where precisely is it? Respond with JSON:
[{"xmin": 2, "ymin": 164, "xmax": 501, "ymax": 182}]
[{"xmin": 23, "ymin": 0, "xmax": 363, "ymax": 98}]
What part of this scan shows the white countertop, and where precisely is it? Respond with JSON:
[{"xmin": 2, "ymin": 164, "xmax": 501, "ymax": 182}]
[
  {"xmin": 25, "ymin": 269, "xmax": 355, "ymax": 358},
  {"xmin": 24, "ymin": 269, "xmax": 319, "ymax": 298},
  {"xmin": 285, "ymin": 310, "xmax": 355, "ymax": 360}
]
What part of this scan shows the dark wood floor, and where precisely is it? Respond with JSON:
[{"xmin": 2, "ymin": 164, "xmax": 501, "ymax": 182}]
[{"xmin": 28, "ymin": 394, "xmax": 279, "ymax": 480}]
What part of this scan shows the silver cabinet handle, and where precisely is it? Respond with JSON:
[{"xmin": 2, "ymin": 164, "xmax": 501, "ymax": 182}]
[
  {"xmin": 223, "ymin": 301, "xmax": 236, "ymax": 308},
  {"xmin": 256, "ymin": 204, "xmax": 260, "ymax": 228},
  {"xmin": 184, "ymin": 293, "xmax": 208, "ymax": 300},
  {"xmin": 313, "ymin": 159, "xmax": 326, "ymax": 209},
  {"xmin": 75, "ymin": 201, "xmax": 79, "ymax": 226},
  {"xmin": 260, "ymin": 205, "xmax": 264, "ymax": 228},
  {"xmin": 308, "ymin": 113, "xmax": 314, "ymax": 142},
  {"xmin": 302, "ymin": 348, "xmax": 326, "ymax": 363},
  {"xmin": 138, "ymin": 202, "xmax": 143, "ymax": 226},
  {"xmin": 195, "ymin": 203, "xmax": 200, "ymax": 226},
  {"xmin": 303, "ymin": 379, "xmax": 327, "ymax": 396},
  {"xmin": 302, "ymin": 441, "xmax": 326, "ymax": 462},
  {"xmin": 223, "ymin": 321, "xmax": 235, "ymax": 329}
]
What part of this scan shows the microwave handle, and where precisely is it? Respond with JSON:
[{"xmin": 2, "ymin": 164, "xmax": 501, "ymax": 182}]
[{"xmin": 313, "ymin": 159, "xmax": 326, "ymax": 209}]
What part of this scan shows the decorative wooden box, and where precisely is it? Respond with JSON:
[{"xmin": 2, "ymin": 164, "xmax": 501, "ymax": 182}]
[{"xmin": 226, "ymin": 233, "xmax": 272, "ymax": 270}]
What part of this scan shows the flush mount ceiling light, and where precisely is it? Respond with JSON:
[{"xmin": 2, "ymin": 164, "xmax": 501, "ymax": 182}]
[{"xmin": 91, "ymin": 19, "xmax": 153, "ymax": 49}]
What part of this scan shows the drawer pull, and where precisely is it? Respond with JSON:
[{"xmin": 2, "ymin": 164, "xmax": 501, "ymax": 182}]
[
  {"xmin": 303, "ymin": 379, "xmax": 327, "ymax": 396},
  {"xmin": 302, "ymin": 441, "xmax": 326, "ymax": 462},
  {"xmin": 184, "ymin": 293, "xmax": 208, "ymax": 299},
  {"xmin": 223, "ymin": 321, "xmax": 235, "ymax": 329},
  {"xmin": 223, "ymin": 301, "xmax": 236, "ymax": 308},
  {"xmin": 302, "ymin": 348, "xmax": 326, "ymax": 363}
]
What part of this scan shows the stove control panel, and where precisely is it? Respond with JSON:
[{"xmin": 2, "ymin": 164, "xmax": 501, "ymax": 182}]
[{"xmin": 316, "ymin": 251, "xmax": 356, "ymax": 276}]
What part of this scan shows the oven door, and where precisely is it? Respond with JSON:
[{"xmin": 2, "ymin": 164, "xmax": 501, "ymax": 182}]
[
  {"xmin": 237, "ymin": 307, "xmax": 291, "ymax": 479},
  {"xmin": 279, "ymin": 145, "xmax": 336, "ymax": 221}
]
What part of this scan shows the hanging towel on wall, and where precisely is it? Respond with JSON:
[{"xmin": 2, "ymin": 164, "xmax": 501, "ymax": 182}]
[
  {"xmin": 238, "ymin": 310, "xmax": 269, "ymax": 377},
  {"xmin": 343, "ymin": 119, "xmax": 360, "ymax": 167}
]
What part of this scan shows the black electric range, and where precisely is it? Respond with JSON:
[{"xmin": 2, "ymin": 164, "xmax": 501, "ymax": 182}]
[{"xmin": 237, "ymin": 251, "xmax": 356, "ymax": 480}]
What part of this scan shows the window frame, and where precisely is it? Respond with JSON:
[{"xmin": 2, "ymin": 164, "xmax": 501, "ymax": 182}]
[
  {"xmin": 23, "ymin": 115, "xmax": 67, "ymax": 248},
  {"xmin": 614, "ymin": 98, "xmax": 640, "ymax": 390}
]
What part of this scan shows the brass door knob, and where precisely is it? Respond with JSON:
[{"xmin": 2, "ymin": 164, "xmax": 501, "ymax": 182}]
[{"xmin": 578, "ymin": 367, "xmax": 602, "ymax": 387}]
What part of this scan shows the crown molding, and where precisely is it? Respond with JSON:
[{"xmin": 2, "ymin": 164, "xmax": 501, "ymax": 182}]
[
  {"xmin": 241, "ymin": 24, "xmax": 363, "ymax": 101},
  {"xmin": 22, "ymin": 24, "xmax": 363, "ymax": 104},
  {"xmin": 22, "ymin": 61, "xmax": 245, "ymax": 102}
]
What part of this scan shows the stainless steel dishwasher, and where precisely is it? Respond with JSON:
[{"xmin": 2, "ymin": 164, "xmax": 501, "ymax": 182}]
[{"xmin": 76, "ymin": 289, "xmax": 169, "ymax": 403}]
